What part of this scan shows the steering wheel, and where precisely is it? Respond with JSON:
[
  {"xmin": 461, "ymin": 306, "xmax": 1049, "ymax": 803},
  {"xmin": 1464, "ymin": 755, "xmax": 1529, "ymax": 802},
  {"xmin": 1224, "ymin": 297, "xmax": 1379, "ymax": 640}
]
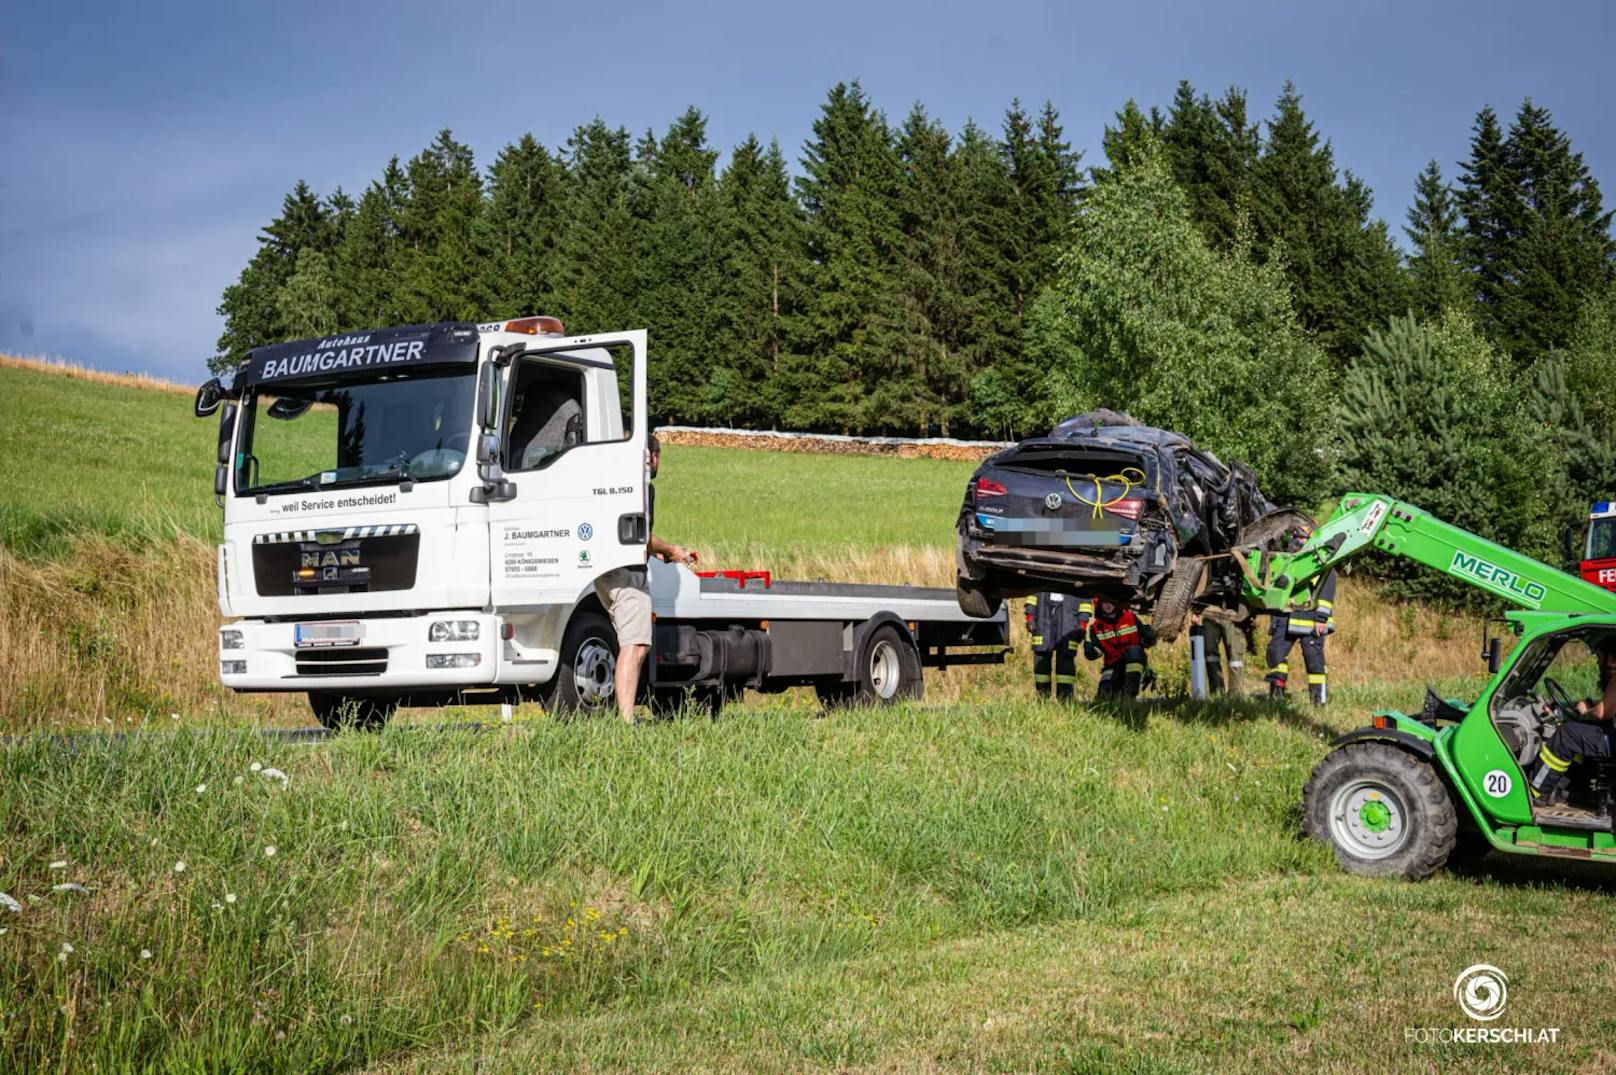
[{"xmin": 1541, "ymin": 676, "xmax": 1579, "ymax": 722}]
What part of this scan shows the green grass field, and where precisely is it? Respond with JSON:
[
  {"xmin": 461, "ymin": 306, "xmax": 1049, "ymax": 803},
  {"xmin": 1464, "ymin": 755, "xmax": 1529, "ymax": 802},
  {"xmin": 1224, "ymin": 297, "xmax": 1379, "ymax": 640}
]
[{"xmin": 3, "ymin": 360, "xmax": 1614, "ymax": 1073}]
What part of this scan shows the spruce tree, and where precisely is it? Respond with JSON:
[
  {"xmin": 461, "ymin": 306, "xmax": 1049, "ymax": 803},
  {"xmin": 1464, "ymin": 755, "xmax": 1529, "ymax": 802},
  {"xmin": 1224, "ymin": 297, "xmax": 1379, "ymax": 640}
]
[
  {"xmin": 334, "ymin": 159, "xmax": 409, "ymax": 331},
  {"xmin": 1404, "ymin": 159, "xmax": 1468, "ymax": 314},
  {"xmin": 483, "ymin": 135, "xmax": 567, "ymax": 322},
  {"xmin": 788, "ymin": 81, "xmax": 902, "ymax": 432},
  {"xmin": 395, "ymin": 129, "xmax": 487, "ymax": 324},
  {"xmin": 1160, "ymin": 82, "xmax": 1258, "ymax": 249},
  {"xmin": 634, "ymin": 107, "xmax": 723, "ymax": 423},
  {"xmin": 1250, "ymin": 83, "xmax": 1406, "ymax": 360},
  {"xmin": 1459, "ymin": 100, "xmax": 1615, "ymax": 360},
  {"xmin": 713, "ymin": 136, "xmax": 803, "ymax": 427},
  {"xmin": 213, "ymin": 180, "xmax": 338, "ymax": 370},
  {"xmin": 556, "ymin": 119, "xmax": 640, "ymax": 339}
]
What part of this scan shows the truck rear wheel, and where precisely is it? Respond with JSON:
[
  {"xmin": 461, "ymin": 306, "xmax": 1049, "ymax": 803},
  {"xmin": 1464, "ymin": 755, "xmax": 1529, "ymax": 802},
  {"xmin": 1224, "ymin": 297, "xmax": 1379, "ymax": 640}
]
[
  {"xmin": 1302, "ymin": 742, "xmax": 1457, "ymax": 879},
  {"xmin": 820, "ymin": 624, "xmax": 924, "ymax": 709},
  {"xmin": 544, "ymin": 611, "xmax": 620, "ymax": 718},
  {"xmin": 308, "ymin": 692, "xmax": 398, "ymax": 732}
]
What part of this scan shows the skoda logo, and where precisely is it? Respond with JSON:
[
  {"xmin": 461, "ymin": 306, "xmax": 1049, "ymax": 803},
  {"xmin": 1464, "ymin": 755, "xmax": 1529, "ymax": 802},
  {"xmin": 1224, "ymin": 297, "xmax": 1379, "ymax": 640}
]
[
  {"xmin": 1044, "ymin": 492, "xmax": 1063, "ymax": 511},
  {"xmin": 578, "ymin": 523, "xmax": 594, "ymax": 541}
]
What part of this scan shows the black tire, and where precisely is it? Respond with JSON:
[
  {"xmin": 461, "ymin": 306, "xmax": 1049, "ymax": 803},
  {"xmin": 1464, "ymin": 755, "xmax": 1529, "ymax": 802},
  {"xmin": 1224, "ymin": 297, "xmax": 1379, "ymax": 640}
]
[
  {"xmin": 307, "ymin": 692, "xmax": 398, "ymax": 732},
  {"xmin": 854, "ymin": 624, "xmax": 924, "ymax": 706},
  {"xmin": 543, "ymin": 611, "xmax": 620, "ymax": 718},
  {"xmin": 1302, "ymin": 743, "xmax": 1457, "ymax": 879},
  {"xmin": 1150, "ymin": 557, "xmax": 1204, "ymax": 643},
  {"xmin": 956, "ymin": 576, "xmax": 1000, "ymax": 619}
]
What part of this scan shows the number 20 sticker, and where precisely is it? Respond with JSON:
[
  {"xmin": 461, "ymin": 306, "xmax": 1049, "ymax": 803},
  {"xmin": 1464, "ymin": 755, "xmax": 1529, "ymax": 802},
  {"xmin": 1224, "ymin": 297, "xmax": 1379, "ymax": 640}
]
[{"xmin": 1482, "ymin": 769, "xmax": 1513, "ymax": 798}]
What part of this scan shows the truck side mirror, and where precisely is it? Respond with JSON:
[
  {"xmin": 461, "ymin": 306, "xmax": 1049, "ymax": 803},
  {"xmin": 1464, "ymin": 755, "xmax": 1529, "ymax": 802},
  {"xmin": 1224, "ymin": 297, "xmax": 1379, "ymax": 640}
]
[
  {"xmin": 214, "ymin": 463, "xmax": 229, "ymax": 498},
  {"xmin": 216, "ymin": 402, "xmax": 237, "ymax": 465},
  {"xmin": 1486, "ymin": 636, "xmax": 1502, "ymax": 675},
  {"xmin": 477, "ymin": 365, "xmax": 502, "ymax": 431},
  {"xmin": 477, "ymin": 432, "xmax": 500, "ymax": 466},
  {"xmin": 195, "ymin": 377, "xmax": 224, "ymax": 417}
]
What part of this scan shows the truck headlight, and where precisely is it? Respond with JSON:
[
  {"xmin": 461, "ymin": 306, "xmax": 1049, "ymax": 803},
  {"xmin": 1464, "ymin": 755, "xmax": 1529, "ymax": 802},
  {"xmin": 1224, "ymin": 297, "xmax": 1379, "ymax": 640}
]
[
  {"xmin": 221, "ymin": 660, "xmax": 247, "ymax": 675},
  {"xmin": 220, "ymin": 629, "xmax": 244, "ymax": 650},
  {"xmin": 426, "ymin": 653, "xmax": 481, "ymax": 669},
  {"xmin": 429, "ymin": 620, "xmax": 480, "ymax": 643}
]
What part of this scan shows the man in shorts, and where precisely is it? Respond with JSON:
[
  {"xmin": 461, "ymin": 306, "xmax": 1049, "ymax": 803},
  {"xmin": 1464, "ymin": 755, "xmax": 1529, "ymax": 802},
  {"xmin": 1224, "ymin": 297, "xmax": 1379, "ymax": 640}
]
[{"xmin": 595, "ymin": 434, "xmax": 695, "ymax": 723}]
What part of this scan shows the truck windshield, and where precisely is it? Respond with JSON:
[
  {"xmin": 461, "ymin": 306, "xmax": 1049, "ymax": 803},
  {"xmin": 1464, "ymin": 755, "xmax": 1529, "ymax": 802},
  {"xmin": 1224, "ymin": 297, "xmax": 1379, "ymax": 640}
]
[
  {"xmin": 1587, "ymin": 517, "xmax": 1616, "ymax": 561},
  {"xmin": 235, "ymin": 367, "xmax": 475, "ymax": 495}
]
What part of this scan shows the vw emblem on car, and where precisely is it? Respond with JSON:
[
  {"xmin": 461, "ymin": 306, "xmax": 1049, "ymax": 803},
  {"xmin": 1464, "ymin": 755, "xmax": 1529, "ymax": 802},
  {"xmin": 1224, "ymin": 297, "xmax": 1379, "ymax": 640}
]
[
  {"xmin": 578, "ymin": 522, "xmax": 593, "ymax": 541},
  {"xmin": 1044, "ymin": 492, "xmax": 1063, "ymax": 511}
]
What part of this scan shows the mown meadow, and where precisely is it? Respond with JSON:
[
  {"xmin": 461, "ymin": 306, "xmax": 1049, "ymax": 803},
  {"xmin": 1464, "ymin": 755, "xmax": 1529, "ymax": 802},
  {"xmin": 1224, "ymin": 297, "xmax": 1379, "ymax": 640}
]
[{"xmin": 3, "ymin": 359, "xmax": 1614, "ymax": 1073}]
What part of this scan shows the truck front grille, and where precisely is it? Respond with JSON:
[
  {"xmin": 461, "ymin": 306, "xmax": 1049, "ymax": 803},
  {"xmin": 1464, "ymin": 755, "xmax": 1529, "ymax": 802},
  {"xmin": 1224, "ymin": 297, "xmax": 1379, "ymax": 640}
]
[
  {"xmin": 295, "ymin": 648, "xmax": 388, "ymax": 677},
  {"xmin": 252, "ymin": 531, "xmax": 420, "ymax": 597}
]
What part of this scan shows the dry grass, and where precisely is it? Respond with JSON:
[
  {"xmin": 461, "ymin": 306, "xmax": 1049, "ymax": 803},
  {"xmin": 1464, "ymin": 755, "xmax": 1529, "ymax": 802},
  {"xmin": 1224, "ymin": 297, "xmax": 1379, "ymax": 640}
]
[
  {"xmin": 0, "ymin": 534, "xmax": 1489, "ymax": 730},
  {"xmin": 0, "ymin": 352, "xmax": 199, "ymax": 397},
  {"xmin": 0, "ymin": 535, "xmax": 300, "ymax": 729}
]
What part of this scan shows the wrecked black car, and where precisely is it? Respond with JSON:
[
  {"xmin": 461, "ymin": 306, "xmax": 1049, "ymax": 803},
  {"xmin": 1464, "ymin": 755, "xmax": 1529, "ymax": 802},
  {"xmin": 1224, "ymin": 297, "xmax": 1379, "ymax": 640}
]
[{"xmin": 955, "ymin": 411, "xmax": 1307, "ymax": 640}]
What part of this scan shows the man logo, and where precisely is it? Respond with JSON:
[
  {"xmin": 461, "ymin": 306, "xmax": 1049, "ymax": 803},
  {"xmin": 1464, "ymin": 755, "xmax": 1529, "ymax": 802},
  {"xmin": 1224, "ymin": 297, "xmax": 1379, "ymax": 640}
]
[
  {"xmin": 1044, "ymin": 492, "xmax": 1063, "ymax": 511},
  {"xmin": 1453, "ymin": 964, "xmax": 1508, "ymax": 1022}
]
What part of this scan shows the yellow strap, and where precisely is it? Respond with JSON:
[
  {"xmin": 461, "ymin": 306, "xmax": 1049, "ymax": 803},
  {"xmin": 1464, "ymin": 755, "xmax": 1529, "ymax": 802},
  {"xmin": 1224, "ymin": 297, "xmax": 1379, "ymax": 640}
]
[
  {"xmin": 1307, "ymin": 673, "xmax": 1327, "ymax": 685},
  {"xmin": 1539, "ymin": 746, "xmax": 1570, "ymax": 772},
  {"xmin": 1062, "ymin": 467, "xmax": 1147, "ymax": 520},
  {"xmin": 1031, "ymin": 635, "xmax": 1044, "ymax": 646},
  {"xmin": 1124, "ymin": 662, "xmax": 1144, "ymax": 674},
  {"xmin": 1053, "ymin": 674, "xmax": 1077, "ymax": 685}
]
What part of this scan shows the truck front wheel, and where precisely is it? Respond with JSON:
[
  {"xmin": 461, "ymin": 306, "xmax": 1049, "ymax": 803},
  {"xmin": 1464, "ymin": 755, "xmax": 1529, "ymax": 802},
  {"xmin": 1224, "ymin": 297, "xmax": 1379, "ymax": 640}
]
[
  {"xmin": 1302, "ymin": 742, "xmax": 1457, "ymax": 880},
  {"xmin": 544, "ymin": 611, "xmax": 619, "ymax": 718},
  {"xmin": 307, "ymin": 692, "xmax": 398, "ymax": 732}
]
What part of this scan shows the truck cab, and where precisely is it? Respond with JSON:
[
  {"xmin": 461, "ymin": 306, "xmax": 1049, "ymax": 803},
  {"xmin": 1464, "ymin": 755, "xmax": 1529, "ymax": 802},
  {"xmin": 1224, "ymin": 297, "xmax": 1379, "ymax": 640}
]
[
  {"xmin": 1579, "ymin": 500, "xmax": 1616, "ymax": 591},
  {"xmin": 197, "ymin": 317, "xmax": 1006, "ymax": 727},
  {"xmin": 198, "ymin": 317, "xmax": 651, "ymax": 723}
]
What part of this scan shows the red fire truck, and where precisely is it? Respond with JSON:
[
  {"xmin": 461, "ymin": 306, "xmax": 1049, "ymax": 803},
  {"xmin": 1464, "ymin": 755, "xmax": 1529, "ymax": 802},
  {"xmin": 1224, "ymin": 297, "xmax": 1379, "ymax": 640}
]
[{"xmin": 1580, "ymin": 501, "xmax": 1616, "ymax": 591}]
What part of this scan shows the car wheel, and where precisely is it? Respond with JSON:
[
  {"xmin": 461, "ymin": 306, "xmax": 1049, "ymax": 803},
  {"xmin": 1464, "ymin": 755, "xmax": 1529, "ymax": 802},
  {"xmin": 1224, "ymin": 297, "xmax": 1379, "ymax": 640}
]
[
  {"xmin": 1151, "ymin": 557, "xmax": 1204, "ymax": 643},
  {"xmin": 956, "ymin": 576, "xmax": 1000, "ymax": 618}
]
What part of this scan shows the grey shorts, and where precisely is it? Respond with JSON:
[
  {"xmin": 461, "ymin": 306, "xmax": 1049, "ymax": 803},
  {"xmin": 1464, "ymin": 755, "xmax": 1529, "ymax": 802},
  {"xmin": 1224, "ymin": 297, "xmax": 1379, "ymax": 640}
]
[{"xmin": 594, "ymin": 566, "xmax": 652, "ymax": 648}]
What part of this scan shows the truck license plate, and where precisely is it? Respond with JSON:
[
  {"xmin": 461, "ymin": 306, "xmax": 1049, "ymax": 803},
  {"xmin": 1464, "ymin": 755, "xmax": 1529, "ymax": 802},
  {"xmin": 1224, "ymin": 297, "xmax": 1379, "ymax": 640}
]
[{"xmin": 294, "ymin": 621, "xmax": 363, "ymax": 648}]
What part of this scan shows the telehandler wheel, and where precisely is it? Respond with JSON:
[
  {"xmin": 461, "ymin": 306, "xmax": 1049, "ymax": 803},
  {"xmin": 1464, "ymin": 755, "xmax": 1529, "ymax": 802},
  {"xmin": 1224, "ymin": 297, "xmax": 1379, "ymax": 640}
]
[
  {"xmin": 955, "ymin": 576, "xmax": 1000, "ymax": 619},
  {"xmin": 1302, "ymin": 742, "xmax": 1457, "ymax": 879},
  {"xmin": 308, "ymin": 692, "xmax": 398, "ymax": 732},
  {"xmin": 544, "ymin": 611, "xmax": 620, "ymax": 719}
]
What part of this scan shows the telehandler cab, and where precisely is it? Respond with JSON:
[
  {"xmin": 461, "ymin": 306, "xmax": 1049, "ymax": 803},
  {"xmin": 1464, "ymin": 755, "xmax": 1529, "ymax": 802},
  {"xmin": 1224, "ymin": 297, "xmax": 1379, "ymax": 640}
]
[{"xmin": 1239, "ymin": 493, "xmax": 1616, "ymax": 878}]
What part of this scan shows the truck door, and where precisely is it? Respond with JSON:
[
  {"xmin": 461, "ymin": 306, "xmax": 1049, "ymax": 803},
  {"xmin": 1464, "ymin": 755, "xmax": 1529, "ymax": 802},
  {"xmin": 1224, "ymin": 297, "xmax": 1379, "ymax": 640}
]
[{"xmin": 487, "ymin": 330, "xmax": 648, "ymax": 609}]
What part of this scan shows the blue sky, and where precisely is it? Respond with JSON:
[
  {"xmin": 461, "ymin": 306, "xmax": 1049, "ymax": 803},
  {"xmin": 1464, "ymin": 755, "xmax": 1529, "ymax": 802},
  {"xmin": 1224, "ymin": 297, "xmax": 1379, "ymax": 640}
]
[{"xmin": 2, "ymin": 0, "xmax": 1612, "ymax": 383}]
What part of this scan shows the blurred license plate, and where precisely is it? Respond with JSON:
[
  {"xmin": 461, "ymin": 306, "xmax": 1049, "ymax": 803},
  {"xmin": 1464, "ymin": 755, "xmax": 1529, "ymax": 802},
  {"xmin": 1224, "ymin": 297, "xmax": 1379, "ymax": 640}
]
[{"xmin": 294, "ymin": 621, "xmax": 363, "ymax": 648}]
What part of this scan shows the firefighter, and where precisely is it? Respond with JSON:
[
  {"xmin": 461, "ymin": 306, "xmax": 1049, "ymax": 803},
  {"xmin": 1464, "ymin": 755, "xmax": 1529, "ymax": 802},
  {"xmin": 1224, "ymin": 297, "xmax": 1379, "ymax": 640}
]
[
  {"xmin": 1194, "ymin": 610, "xmax": 1253, "ymax": 695},
  {"xmin": 1025, "ymin": 591, "xmax": 1092, "ymax": 699},
  {"xmin": 1265, "ymin": 532, "xmax": 1336, "ymax": 705},
  {"xmin": 1528, "ymin": 638, "xmax": 1616, "ymax": 808},
  {"xmin": 1082, "ymin": 596, "xmax": 1154, "ymax": 701}
]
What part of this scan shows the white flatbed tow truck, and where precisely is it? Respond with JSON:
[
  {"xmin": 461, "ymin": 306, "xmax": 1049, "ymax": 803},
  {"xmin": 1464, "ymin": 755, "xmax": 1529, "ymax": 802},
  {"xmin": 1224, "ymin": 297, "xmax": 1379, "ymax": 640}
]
[{"xmin": 195, "ymin": 317, "xmax": 1008, "ymax": 727}]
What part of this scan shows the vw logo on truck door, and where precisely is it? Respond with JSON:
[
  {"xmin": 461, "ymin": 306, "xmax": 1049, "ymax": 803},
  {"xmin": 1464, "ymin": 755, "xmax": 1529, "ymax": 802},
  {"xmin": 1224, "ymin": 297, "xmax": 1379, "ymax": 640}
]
[{"xmin": 1044, "ymin": 492, "xmax": 1063, "ymax": 511}]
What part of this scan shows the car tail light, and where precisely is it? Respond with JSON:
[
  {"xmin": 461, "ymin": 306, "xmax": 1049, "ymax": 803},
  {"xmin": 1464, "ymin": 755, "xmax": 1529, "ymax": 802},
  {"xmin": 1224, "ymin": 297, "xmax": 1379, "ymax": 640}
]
[
  {"xmin": 1107, "ymin": 497, "xmax": 1145, "ymax": 520},
  {"xmin": 975, "ymin": 478, "xmax": 1007, "ymax": 499}
]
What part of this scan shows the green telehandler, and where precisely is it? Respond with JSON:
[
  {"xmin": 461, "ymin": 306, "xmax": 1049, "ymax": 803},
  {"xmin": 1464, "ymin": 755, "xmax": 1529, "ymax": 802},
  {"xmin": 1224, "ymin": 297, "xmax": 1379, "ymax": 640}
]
[{"xmin": 1239, "ymin": 493, "xmax": 1616, "ymax": 879}]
